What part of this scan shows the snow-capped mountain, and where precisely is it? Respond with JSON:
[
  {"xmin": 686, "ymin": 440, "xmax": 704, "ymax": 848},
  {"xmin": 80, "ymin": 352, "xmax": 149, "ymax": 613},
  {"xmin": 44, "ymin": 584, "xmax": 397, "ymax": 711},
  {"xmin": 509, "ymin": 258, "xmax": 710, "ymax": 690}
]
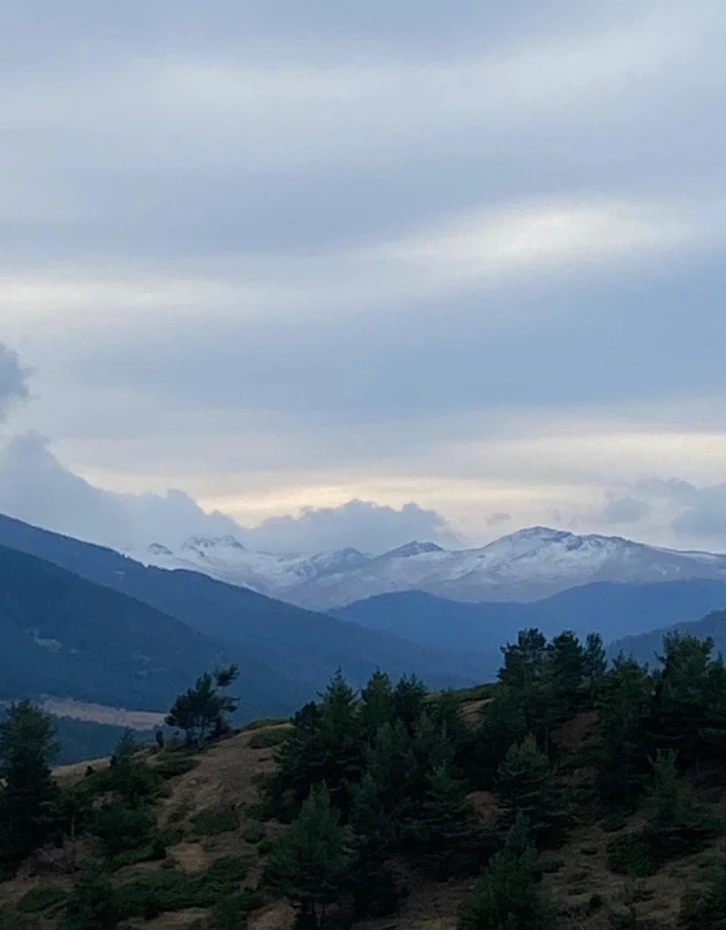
[{"xmin": 131, "ymin": 526, "xmax": 726, "ymax": 610}]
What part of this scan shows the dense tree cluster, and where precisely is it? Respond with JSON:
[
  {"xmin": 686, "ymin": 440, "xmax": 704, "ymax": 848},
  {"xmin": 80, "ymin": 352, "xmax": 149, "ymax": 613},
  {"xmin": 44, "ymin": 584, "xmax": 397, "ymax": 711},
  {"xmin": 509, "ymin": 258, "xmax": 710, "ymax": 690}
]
[{"xmin": 5, "ymin": 627, "xmax": 726, "ymax": 928}]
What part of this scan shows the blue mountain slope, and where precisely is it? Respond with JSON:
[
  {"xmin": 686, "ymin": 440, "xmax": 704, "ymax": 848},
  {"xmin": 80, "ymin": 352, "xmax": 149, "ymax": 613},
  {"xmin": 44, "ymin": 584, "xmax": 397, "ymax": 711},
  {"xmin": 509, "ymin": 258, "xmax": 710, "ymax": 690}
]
[{"xmin": 333, "ymin": 579, "xmax": 726, "ymax": 652}]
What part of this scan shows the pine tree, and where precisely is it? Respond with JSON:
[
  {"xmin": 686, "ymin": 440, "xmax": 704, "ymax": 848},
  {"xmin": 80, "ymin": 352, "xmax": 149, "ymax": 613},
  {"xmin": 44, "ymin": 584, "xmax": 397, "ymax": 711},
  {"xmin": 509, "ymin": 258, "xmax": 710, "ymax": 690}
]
[
  {"xmin": 595, "ymin": 655, "xmax": 653, "ymax": 810},
  {"xmin": 470, "ymin": 689, "xmax": 528, "ymax": 789},
  {"xmin": 349, "ymin": 774, "xmax": 400, "ymax": 918},
  {"xmin": 0, "ymin": 700, "xmax": 60, "ymax": 868},
  {"xmin": 393, "ymin": 674, "xmax": 429, "ymax": 733},
  {"xmin": 359, "ymin": 670, "xmax": 395, "ymax": 743},
  {"xmin": 645, "ymin": 750, "xmax": 721, "ymax": 861},
  {"xmin": 495, "ymin": 735, "xmax": 565, "ymax": 846},
  {"xmin": 409, "ymin": 765, "xmax": 488, "ymax": 879},
  {"xmin": 265, "ymin": 786, "xmax": 350, "ymax": 929},
  {"xmin": 165, "ymin": 664, "xmax": 239, "ymax": 745},
  {"xmin": 548, "ymin": 630, "xmax": 585, "ymax": 706},
  {"xmin": 583, "ymin": 632, "xmax": 607, "ymax": 686},
  {"xmin": 458, "ymin": 814, "xmax": 554, "ymax": 930},
  {"xmin": 366, "ymin": 719, "xmax": 419, "ymax": 825}
]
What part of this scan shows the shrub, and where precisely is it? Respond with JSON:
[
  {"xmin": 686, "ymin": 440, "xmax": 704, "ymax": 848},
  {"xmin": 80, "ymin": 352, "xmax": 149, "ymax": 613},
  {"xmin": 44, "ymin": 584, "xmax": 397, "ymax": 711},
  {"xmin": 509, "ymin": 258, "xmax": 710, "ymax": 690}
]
[
  {"xmin": 116, "ymin": 855, "xmax": 249, "ymax": 919},
  {"xmin": 243, "ymin": 824, "xmax": 266, "ymax": 845},
  {"xmin": 191, "ymin": 805, "xmax": 240, "ymax": 837},
  {"xmin": 249, "ymin": 727, "xmax": 293, "ymax": 750},
  {"xmin": 606, "ymin": 834, "xmax": 658, "ymax": 878},
  {"xmin": 154, "ymin": 756, "xmax": 200, "ymax": 780},
  {"xmin": 18, "ymin": 886, "xmax": 67, "ymax": 913},
  {"xmin": 214, "ymin": 889, "xmax": 265, "ymax": 930},
  {"xmin": 244, "ymin": 717, "xmax": 289, "ymax": 731},
  {"xmin": 93, "ymin": 802, "xmax": 156, "ymax": 857}
]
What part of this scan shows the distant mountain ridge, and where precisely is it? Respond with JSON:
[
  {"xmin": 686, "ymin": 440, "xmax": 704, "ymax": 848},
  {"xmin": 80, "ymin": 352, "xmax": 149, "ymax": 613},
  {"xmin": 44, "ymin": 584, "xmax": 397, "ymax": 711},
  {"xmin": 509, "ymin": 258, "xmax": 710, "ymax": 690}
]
[
  {"xmin": 0, "ymin": 513, "xmax": 493, "ymax": 703},
  {"xmin": 131, "ymin": 526, "xmax": 726, "ymax": 609},
  {"xmin": 333, "ymin": 579, "xmax": 726, "ymax": 654}
]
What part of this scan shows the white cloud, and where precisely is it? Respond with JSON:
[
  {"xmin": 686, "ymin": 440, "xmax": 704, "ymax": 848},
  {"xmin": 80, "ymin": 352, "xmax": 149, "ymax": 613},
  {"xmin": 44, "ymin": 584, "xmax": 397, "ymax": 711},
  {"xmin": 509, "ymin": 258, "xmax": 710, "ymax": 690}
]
[{"xmin": 0, "ymin": 433, "xmax": 459, "ymax": 554}]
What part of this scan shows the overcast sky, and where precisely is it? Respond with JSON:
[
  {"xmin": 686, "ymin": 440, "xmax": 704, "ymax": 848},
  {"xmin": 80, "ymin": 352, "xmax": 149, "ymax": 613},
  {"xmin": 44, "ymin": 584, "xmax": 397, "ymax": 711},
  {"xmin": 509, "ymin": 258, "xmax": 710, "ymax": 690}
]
[{"xmin": 2, "ymin": 0, "xmax": 726, "ymax": 554}]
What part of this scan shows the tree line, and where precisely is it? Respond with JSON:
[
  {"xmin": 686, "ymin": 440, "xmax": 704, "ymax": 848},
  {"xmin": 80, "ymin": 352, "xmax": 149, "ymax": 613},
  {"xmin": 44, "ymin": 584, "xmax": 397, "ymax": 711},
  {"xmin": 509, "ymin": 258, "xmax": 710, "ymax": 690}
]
[{"xmin": 5, "ymin": 628, "xmax": 726, "ymax": 927}]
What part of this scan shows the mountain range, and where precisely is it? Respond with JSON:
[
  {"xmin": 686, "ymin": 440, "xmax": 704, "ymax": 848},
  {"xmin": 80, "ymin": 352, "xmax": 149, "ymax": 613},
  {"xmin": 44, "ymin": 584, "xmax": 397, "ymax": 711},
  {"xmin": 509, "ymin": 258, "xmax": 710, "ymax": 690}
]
[
  {"xmin": 134, "ymin": 526, "xmax": 726, "ymax": 610},
  {"xmin": 333, "ymin": 580, "xmax": 726, "ymax": 655},
  {"xmin": 0, "ymin": 513, "xmax": 493, "ymax": 716}
]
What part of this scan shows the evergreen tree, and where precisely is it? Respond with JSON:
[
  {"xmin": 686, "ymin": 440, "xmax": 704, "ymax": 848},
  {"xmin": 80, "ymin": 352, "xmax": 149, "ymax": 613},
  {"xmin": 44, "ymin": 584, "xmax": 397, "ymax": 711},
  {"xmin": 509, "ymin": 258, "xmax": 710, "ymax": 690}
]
[
  {"xmin": 359, "ymin": 670, "xmax": 395, "ymax": 743},
  {"xmin": 495, "ymin": 735, "xmax": 565, "ymax": 846},
  {"xmin": 316, "ymin": 670, "xmax": 362, "ymax": 809},
  {"xmin": 165, "ymin": 664, "xmax": 239, "ymax": 745},
  {"xmin": 409, "ymin": 764, "xmax": 487, "ymax": 879},
  {"xmin": 470, "ymin": 689, "xmax": 528, "ymax": 789},
  {"xmin": 645, "ymin": 750, "xmax": 721, "ymax": 860},
  {"xmin": 650, "ymin": 633, "xmax": 718, "ymax": 769},
  {"xmin": 582, "ymin": 632, "xmax": 608, "ymax": 686},
  {"xmin": 458, "ymin": 814, "xmax": 554, "ymax": 930},
  {"xmin": 366, "ymin": 719, "xmax": 419, "ymax": 825},
  {"xmin": 265, "ymin": 786, "xmax": 350, "ymax": 929},
  {"xmin": 393, "ymin": 674, "xmax": 429, "ymax": 733},
  {"xmin": 348, "ymin": 773, "xmax": 400, "ymax": 918},
  {"xmin": 548, "ymin": 630, "xmax": 585, "ymax": 705},
  {"xmin": 595, "ymin": 655, "xmax": 653, "ymax": 810},
  {"xmin": 0, "ymin": 700, "xmax": 60, "ymax": 868}
]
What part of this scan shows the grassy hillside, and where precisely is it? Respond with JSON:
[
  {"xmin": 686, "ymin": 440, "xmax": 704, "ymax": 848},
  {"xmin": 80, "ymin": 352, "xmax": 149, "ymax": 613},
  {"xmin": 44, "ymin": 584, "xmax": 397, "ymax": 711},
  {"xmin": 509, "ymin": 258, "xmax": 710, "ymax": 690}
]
[{"xmin": 4, "ymin": 623, "xmax": 726, "ymax": 929}]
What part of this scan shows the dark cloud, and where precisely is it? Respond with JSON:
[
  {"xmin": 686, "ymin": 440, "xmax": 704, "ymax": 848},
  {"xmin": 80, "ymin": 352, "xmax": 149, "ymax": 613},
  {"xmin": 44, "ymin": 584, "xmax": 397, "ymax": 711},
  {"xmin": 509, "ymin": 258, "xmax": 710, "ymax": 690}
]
[{"xmin": 486, "ymin": 512, "xmax": 512, "ymax": 527}]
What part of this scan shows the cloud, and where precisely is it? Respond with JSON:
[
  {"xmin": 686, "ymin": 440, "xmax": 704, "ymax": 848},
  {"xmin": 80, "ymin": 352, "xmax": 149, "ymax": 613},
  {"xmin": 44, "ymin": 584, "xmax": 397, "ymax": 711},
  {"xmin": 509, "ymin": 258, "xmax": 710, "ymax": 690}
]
[
  {"xmin": 600, "ymin": 494, "xmax": 651, "ymax": 525},
  {"xmin": 0, "ymin": 343, "xmax": 31, "ymax": 420},
  {"xmin": 251, "ymin": 499, "xmax": 461, "ymax": 553},
  {"xmin": 486, "ymin": 512, "xmax": 512, "ymax": 528},
  {"xmin": 0, "ymin": 434, "xmax": 459, "ymax": 554}
]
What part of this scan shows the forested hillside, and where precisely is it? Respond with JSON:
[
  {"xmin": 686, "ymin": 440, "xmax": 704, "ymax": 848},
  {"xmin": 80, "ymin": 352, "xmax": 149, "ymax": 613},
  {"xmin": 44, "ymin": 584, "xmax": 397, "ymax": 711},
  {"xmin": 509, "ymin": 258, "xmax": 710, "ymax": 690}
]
[{"xmin": 3, "ymin": 622, "xmax": 726, "ymax": 928}]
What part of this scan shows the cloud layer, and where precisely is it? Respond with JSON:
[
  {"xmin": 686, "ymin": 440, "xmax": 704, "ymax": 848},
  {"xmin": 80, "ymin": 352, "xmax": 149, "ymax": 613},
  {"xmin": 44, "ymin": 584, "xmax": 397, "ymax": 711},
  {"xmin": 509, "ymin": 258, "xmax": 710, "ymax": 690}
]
[{"xmin": 2, "ymin": 2, "xmax": 726, "ymax": 551}]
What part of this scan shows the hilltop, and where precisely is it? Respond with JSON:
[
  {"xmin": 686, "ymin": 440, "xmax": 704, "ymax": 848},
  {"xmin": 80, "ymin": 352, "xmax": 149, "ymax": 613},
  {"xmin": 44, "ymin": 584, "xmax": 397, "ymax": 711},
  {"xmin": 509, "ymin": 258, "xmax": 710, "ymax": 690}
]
[{"xmin": 4, "ymin": 620, "xmax": 726, "ymax": 929}]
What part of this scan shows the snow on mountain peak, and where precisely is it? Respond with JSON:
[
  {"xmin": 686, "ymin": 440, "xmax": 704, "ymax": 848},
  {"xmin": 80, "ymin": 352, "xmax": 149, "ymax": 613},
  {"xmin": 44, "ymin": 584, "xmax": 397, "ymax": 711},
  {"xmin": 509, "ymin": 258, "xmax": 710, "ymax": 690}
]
[
  {"xmin": 182, "ymin": 535, "xmax": 246, "ymax": 552},
  {"xmin": 383, "ymin": 541, "xmax": 446, "ymax": 559},
  {"xmin": 133, "ymin": 525, "xmax": 726, "ymax": 611}
]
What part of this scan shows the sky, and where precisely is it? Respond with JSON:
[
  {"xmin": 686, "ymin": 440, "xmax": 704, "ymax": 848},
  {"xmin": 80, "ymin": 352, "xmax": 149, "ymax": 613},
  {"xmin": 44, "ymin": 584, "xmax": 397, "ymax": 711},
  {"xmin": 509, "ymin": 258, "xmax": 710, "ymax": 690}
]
[{"xmin": 2, "ymin": 0, "xmax": 726, "ymax": 555}]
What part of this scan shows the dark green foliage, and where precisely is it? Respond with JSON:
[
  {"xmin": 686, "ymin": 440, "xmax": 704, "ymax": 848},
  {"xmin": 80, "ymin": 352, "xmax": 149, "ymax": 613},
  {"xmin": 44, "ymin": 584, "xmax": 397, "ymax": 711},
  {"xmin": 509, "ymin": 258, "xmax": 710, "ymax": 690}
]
[
  {"xmin": 583, "ymin": 632, "xmax": 608, "ymax": 685},
  {"xmin": 153, "ymin": 754, "xmax": 200, "ymax": 779},
  {"xmin": 0, "ymin": 699, "xmax": 60, "ymax": 868},
  {"xmin": 348, "ymin": 773, "xmax": 401, "ymax": 918},
  {"xmin": 606, "ymin": 834, "xmax": 659, "ymax": 878},
  {"xmin": 407, "ymin": 764, "xmax": 489, "ymax": 879},
  {"xmin": 393, "ymin": 674, "xmax": 429, "ymax": 732},
  {"xmin": 458, "ymin": 814, "xmax": 554, "ymax": 930},
  {"xmin": 265, "ymin": 786, "xmax": 350, "ymax": 929},
  {"xmin": 62, "ymin": 869, "xmax": 119, "ymax": 930},
  {"xmin": 680, "ymin": 860, "xmax": 726, "ymax": 928},
  {"xmin": 93, "ymin": 802, "xmax": 156, "ymax": 857},
  {"xmin": 166, "ymin": 665, "xmax": 240, "ymax": 745},
  {"xmin": 213, "ymin": 889, "xmax": 265, "ymax": 930},
  {"xmin": 595, "ymin": 656, "xmax": 653, "ymax": 810},
  {"xmin": 608, "ymin": 751, "xmax": 722, "ymax": 876},
  {"xmin": 645, "ymin": 750, "xmax": 722, "ymax": 860},
  {"xmin": 496, "ymin": 736, "xmax": 566, "ymax": 845},
  {"xmin": 115, "ymin": 856, "xmax": 249, "ymax": 920},
  {"xmin": 191, "ymin": 805, "xmax": 241, "ymax": 836},
  {"xmin": 359, "ymin": 669, "xmax": 395, "ymax": 741},
  {"xmin": 18, "ymin": 886, "xmax": 67, "ymax": 914},
  {"xmin": 249, "ymin": 726, "xmax": 293, "ymax": 749}
]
